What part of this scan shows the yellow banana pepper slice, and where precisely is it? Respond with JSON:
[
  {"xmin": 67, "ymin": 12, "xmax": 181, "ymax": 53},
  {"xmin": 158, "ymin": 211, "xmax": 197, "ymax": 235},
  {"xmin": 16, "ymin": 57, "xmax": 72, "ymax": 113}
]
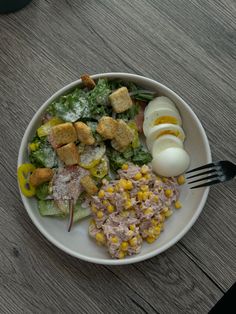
[
  {"xmin": 79, "ymin": 143, "xmax": 106, "ymax": 169},
  {"xmin": 90, "ymin": 158, "xmax": 108, "ymax": 178},
  {"xmin": 17, "ymin": 163, "xmax": 36, "ymax": 197},
  {"xmin": 128, "ymin": 121, "xmax": 140, "ymax": 148}
]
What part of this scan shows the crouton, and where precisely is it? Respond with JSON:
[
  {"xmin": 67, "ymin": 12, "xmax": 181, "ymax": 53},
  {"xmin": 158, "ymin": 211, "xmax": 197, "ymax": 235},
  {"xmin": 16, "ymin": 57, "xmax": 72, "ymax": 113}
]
[
  {"xmin": 81, "ymin": 74, "xmax": 96, "ymax": 89},
  {"xmin": 80, "ymin": 175, "xmax": 98, "ymax": 195},
  {"xmin": 56, "ymin": 143, "xmax": 80, "ymax": 165},
  {"xmin": 50, "ymin": 123, "xmax": 77, "ymax": 148},
  {"xmin": 96, "ymin": 116, "xmax": 118, "ymax": 139},
  {"xmin": 74, "ymin": 122, "xmax": 95, "ymax": 145},
  {"xmin": 109, "ymin": 87, "xmax": 133, "ymax": 113},
  {"xmin": 29, "ymin": 168, "xmax": 54, "ymax": 187},
  {"xmin": 111, "ymin": 120, "xmax": 134, "ymax": 151}
]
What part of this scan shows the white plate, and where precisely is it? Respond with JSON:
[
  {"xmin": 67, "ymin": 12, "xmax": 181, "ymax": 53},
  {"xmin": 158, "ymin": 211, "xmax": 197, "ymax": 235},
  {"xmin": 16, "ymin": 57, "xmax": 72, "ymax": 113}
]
[{"xmin": 18, "ymin": 73, "xmax": 211, "ymax": 265}]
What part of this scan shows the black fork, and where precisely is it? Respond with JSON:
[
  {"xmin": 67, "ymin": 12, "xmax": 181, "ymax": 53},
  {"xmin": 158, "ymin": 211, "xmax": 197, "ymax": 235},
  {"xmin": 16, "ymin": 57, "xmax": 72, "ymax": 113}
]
[{"xmin": 186, "ymin": 160, "xmax": 236, "ymax": 189}]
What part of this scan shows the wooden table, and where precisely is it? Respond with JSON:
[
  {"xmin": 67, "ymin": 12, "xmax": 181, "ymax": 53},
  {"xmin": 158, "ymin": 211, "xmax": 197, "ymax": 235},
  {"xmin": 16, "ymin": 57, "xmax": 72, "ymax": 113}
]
[{"xmin": 1, "ymin": 1, "xmax": 235, "ymax": 313}]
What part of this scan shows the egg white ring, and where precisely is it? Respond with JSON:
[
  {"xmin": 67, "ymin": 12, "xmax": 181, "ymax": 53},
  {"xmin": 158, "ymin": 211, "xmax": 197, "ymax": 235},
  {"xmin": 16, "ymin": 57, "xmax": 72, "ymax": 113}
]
[
  {"xmin": 144, "ymin": 96, "xmax": 178, "ymax": 117},
  {"xmin": 151, "ymin": 134, "xmax": 183, "ymax": 157},
  {"xmin": 143, "ymin": 107, "xmax": 182, "ymax": 136},
  {"xmin": 146, "ymin": 124, "xmax": 186, "ymax": 151}
]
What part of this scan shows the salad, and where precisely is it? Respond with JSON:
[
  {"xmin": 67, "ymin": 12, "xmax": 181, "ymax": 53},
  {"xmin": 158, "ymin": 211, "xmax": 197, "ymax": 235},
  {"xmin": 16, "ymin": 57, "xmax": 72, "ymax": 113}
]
[{"xmin": 18, "ymin": 74, "xmax": 187, "ymax": 259}]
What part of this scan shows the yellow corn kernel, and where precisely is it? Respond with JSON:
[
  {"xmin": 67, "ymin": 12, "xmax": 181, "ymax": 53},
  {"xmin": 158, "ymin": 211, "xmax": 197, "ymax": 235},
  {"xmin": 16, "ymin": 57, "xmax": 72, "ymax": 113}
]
[
  {"xmin": 153, "ymin": 195, "xmax": 159, "ymax": 202},
  {"xmin": 129, "ymin": 237, "xmax": 138, "ymax": 247},
  {"xmin": 134, "ymin": 172, "xmax": 142, "ymax": 180},
  {"xmin": 177, "ymin": 175, "xmax": 186, "ymax": 185},
  {"xmin": 146, "ymin": 236, "xmax": 156, "ymax": 244},
  {"xmin": 137, "ymin": 191, "xmax": 143, "ymax": 201},
  {"xmin": 95, "ymin": 232, "xmax": 105, "ymax": 243},
  {"xmin": 140, "ymin": 185, "xmax": 149, "ymax": 192},
  {"xmin": 151, "ymin": 218, "xmax": 158, "ymax": 226},
  {"xmin": 165, "ymin": 189, "xmax": 173, "ymax": 198},
  {"xmin": 162, "ymin": 207, "xmax": 169, "ymax": 213},
  {"xmin": 107, "ymin": 204, "xmax": 115, "ymax": 213},
  {"xmin": 147, "ymin": 227, "xmax": 155, "ymax": 236},
  {"xmin": 118, "ymin": 251, "xmax": 125, "ymax": 259},
  {"xmin": 119, "ymin": 178, "xmax": 126, "ymax": 188},
  {"xmin": 144, "ymin": 174, "xmax": 151, "ymax": 180},
  {"xmin": 127, "ymin": 230, "xmax": 134, "ymax": 238},
  {"xmin": 156, "ymin": 176, "xmax": 161, "ymax": 182},
  {"xmin": 122, "ymin": 164, "xmax": 129, "ymax": 170},
  {"xmin": 147, "ymin": 191, "xmax": 153, "ymax": 198},
  {"xmin": 158, "ymin": 214, "xmax": 164, "ymax": 223},
  {"xmin": 144, "ymin": 207, "xmax": 153, "ymax": 215},
  {"xmin": 98, "ymin": 189, "xmax": 105, "ymax": 198},
  {"xmin": 141, "ymin": 165, "xmax": 149, "ymax": 174},
  {"xmin": 107, "ymin": 186, "xmax": 114, "ymax": 193},
  {"xmin": 111, "ymin": 236, "xmax": 119, "ymax": 243},
  {"xmin": 142, "ymin": 191, "xmax": 149, "ymax": 201},
  {"xmin": 162, "ymin": 177, "xmax": 168, "ymax": 183},
  {"xmin": 125, "ymin": 180, "xmax": 133, "ymax": 190},
  {"xmin": 89, "ymin": 219, "xmax": 95, "ymax": 226},
  {"xmin": 165, "ymin": 209, "xmax": 173, "ymax": 218},
  {"xmin": 96, "ymin": 211, "xmax": 104, "ymax": 219},
  {"xmin": 129, "ymin": 224, "xmax": 136, "ymax": 231},
  {"xmin": 115, "ymin": 184, "xmax": 120, "ymax": 192},
  {"xmin": 121, "ymin": 241, "xmax": 129, "ymax": 251},
  {"xmin": 175, "ymin": 200, "xmax": 182, "ymax": 209},
  {"xmin": 154, "ymin": 226, "xmax": 161, "ymax": 235},
  {"xmin": 125, "ymin": 199, "xmax": 132, "ymax": 209},
  {"xmin": 102, "ymin": 200, "xmax": 109, "ymax": 206},
  {"xmin": 91, "ymin": 204, "xmax": 97, "ymax": 213}
]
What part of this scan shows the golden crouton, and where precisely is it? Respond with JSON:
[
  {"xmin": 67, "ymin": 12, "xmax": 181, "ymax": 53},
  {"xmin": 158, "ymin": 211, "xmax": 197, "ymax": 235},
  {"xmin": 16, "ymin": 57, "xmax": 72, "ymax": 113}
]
[
  {"xmin": 109, "ymin": 87, "xmax": 133, "ymax": 113},
  {"xmin": 111, "ymin": 120, "xmax": 134, "ymax": 151},
  {"xmin": 74, "ymin": 122, "xmax": 95, "ymax": 145},
  {"xmin": 81, "ymin": 74, "xmax": 96, "ymax": 89},
  {"xmin": 56, "ymin": 143, "xmax": 80, "ymax": 165},
  {"xmin": 50, "ymin": 123, "xmax": 77, "ymax": 148},
  {"xmin": 96, "ymin": 116, "xmax": 118, "ymax": 139},
  {"xmin": 29, "ymin": 168, "xmax": 54, "ymax": 187},
  {"xmin": 80, "ymin": 175, "xmax": 98, "ymax": 195}
]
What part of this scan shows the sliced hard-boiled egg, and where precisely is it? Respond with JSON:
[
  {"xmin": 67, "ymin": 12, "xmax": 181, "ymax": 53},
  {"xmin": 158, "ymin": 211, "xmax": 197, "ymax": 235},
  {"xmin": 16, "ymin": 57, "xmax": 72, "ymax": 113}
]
[
  {"xmin": 151, "ymin": 134, "xmax": 183, "ymax": 156},
  {"xmin": 144, "ymin": 96, "xmax": 178, "ymax": 117},
  {"xmin": 151, "ymin": 147, "xmax": 190, "ymax": 177},
  {"xmin": 143, "ymin": 107, "xmax": 182, "ymax": 136},
  {"xmin": 146, "ymin": 124, "xmax": 185, "ymax": 151}
]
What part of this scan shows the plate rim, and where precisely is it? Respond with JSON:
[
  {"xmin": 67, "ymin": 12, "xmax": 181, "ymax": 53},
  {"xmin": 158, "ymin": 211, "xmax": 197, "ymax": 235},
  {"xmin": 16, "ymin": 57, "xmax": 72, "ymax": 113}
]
[{"xmin": 17, "ymin": 72, "xmax": 212, "ymax": 265}]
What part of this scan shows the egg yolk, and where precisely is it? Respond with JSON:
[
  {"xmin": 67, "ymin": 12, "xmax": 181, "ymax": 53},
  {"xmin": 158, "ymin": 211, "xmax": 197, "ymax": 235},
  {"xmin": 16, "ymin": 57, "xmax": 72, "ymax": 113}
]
[
  {"xmin": 157, "ymin": 130, "xmax": 180, "ymax": 138},
  {"xmin": 154, "ymin": 116, "xmax": 178, "ymax": 125}
]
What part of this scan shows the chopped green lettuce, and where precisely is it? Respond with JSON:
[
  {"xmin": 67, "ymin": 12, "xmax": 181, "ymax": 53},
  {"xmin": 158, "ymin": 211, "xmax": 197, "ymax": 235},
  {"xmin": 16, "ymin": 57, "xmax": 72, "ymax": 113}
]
[
  {"xmin": 132, "ymin": 147, "xmax": 152, "ymax": 165},
  {"xmin": 107, "ymin": 145, "xmax": 152, "ymax": 171},
  {"xmin": 29, "ymin": 137, "xmax": 58, "ymax": 168},
  {"xmin": 46, "ymin": 79, "xmax": 112, "ymax": 122},
  {"xmin": 116, "ymin": 103, "xmax": 140, "ymax": 121},
  {"xmin": 38, "ymin": 199, "xmax": 91, "ymax": 222},
  {"xmin": 35, "ymin": 183, "xmax": 50, "ymax": 200}
]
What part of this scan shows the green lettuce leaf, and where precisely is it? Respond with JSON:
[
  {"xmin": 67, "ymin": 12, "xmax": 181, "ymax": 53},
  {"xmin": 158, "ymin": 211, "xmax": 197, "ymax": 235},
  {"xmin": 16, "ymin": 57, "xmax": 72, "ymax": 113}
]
[
  {"xmin": 29, "ymin": 137, "xmax": 58, "ymax": 168},
  {"xmin": 35, "ymin": 183, "xmax": 50, "ymax": 200},
  {"xmin": 46, "ymin": 79, "xmax": 112, "ymax": 122},
  {"xmin": 107, "ymin": 145, "xmax": 152, "ymax": 171}
]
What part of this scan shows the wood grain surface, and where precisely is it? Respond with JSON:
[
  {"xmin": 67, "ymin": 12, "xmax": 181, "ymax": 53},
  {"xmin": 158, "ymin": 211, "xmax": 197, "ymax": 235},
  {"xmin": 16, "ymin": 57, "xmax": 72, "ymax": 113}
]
[{"xmin": 0, "ymin": 0, "xmax": 235, "ymax": 313}]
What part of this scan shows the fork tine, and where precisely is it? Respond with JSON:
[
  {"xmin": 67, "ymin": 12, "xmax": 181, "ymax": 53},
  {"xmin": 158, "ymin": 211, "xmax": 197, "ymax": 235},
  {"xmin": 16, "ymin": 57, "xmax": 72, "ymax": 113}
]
[
  {"xmin": 186, "ymin": 168, "xmax": 217, "ymax": 179},
  {"xmin": 190, "ymin": 179, "xmax": 221, "ymax": 189},
  {"xmin": 186, "ymin": 162, "xmax": 216, "ymax": 174},
  {"xmin": 188, "ymin": 174, "xmax": 219, "ymax": 185}
]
